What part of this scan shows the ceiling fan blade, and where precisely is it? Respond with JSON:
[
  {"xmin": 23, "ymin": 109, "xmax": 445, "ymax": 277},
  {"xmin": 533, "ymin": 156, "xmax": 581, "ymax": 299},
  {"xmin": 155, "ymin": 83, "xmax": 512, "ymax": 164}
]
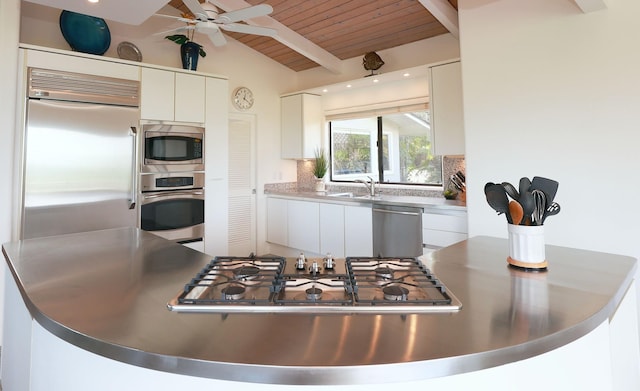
[
  {"xmin": 153, "ymin": 25, "xmax": 193, "ymax": 36},
  {"xmin": 182, "ymin": 0, "xmax": 210, "ymax": 21},
  {"xmin": 202, "ymin": 27, "xmax": 227, "ymax": 47},
  {"xmin": 216, "ymin": 4, "xmax": 273, "ymax": 24},
  {"xmin": 219, "ymin": 23, "xmax": 277, "ymax": 38},
  {"xmin": 153, "ymin": 13, "xmax": 184, "ymax": 21}
]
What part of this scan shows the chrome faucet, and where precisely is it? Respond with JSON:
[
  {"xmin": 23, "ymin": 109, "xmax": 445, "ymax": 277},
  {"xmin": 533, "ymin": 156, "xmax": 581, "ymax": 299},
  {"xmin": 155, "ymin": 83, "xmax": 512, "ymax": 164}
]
[{"xmin": 356, "ymin": 176, "xmax": 377, "ymax": 196}]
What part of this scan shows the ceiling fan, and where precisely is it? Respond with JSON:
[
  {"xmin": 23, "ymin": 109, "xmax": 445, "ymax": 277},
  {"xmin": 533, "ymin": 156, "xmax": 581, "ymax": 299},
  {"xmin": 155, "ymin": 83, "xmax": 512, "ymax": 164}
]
[{"xmin": 155, "ymin": 0, "xmax": 277, "ymax": 47}]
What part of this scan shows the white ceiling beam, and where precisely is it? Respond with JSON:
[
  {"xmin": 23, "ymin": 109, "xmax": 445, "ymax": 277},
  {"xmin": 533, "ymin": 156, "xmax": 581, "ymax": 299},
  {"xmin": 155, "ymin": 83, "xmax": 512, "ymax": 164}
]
[
  {"xmin": 209, "ymin": 0, "xmax": 343, "ymax": 73},
  {"xmin": 573, "ymin": 0, "xmax": 608, "ymax": 13},
  {"xmin": 418, "ymin": 0, "xmax": 459, "ymax": 39}
]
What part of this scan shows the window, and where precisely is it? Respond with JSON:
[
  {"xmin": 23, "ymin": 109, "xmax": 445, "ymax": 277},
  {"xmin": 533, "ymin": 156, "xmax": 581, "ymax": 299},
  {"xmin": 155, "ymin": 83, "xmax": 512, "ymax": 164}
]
[{"xmin": 329, "ymin": 110, "xmax": 442, "ymax": 186}]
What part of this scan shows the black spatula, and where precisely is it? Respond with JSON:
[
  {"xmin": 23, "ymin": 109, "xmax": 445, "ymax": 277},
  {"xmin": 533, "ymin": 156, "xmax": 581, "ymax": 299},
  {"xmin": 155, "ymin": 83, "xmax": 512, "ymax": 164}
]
[{"xmin": 531, "ymin": 176, "xmax": 559, "ymax": 203}]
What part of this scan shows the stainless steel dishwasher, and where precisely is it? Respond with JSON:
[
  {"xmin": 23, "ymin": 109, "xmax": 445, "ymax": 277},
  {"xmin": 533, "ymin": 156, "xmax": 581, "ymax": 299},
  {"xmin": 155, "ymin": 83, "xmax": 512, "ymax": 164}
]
[{"xmin": 373, "ymin": 204, "xmax": 423, "ymax": 257}]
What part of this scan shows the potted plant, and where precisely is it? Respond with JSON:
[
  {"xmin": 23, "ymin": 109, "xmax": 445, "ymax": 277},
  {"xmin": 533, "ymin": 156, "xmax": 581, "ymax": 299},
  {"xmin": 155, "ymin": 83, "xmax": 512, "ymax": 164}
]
[
  {"xmin": 165, "ymin": 31, "xmax": 206, "ymax": 71},
  {"xmin": 313, "ymin": 148, "xmax": 328, "ymax": 192}
]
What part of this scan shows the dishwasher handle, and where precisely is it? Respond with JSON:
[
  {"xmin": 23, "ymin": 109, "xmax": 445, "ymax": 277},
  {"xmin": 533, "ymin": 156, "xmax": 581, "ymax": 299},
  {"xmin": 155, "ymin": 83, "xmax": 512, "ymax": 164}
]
[{"xmin": 373, "ymin": 208, "xmax": 421, "ymax": 217}]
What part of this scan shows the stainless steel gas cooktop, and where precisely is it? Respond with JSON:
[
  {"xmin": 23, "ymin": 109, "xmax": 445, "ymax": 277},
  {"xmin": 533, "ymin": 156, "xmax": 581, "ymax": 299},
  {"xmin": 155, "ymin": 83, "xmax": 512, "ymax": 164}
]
[{"xmin": 167, "ymin": 255, "xmax": 462, "ymax": 314}]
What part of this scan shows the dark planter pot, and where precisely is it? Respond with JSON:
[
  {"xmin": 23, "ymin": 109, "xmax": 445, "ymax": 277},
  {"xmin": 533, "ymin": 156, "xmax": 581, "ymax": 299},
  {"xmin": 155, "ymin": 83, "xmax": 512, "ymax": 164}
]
[{"xmin": 180, "ymin": 42, "xmax": 201, "ymax": 71}]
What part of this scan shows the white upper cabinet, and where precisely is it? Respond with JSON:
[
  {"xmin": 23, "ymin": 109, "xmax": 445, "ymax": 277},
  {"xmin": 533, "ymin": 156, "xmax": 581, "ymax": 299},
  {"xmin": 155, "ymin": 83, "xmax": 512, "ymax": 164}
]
[
  {"xmin": 281, "ymin": 93, "xmax": 322, "ymax": 159},
  {"xmin": 140, "ymin": 68, "xmax": 173, "ymax": 121},
  {"xmin": 141, "ymin": 68, "xmax": 205, "ymax": 123},
  {"xmin": 24, "ymin": 48, "xmax": 139, "ymax": 81},
  {"xmin": 430, "ymin": 61, "xmax": 465, "ymax": 156},
  {"xmin": 175, "ymin": 72, "xmax": 205, "ymax": 123}
]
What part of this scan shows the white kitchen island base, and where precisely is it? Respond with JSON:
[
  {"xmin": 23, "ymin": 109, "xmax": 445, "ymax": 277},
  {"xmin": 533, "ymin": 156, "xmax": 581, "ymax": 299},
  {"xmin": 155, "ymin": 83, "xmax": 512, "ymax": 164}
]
[{"xmin": 5, "ymin": 301, "xmax": 635, "ymax": 391}]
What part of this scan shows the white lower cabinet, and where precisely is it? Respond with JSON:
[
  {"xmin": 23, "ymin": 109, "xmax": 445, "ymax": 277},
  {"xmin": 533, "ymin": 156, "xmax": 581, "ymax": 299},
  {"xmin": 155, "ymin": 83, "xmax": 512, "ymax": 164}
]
[
  {"xmin": 266, "ymin": 197, "xmax": 288, "ymax": 247},
  {"xmin": 344, "ymin": 205, "xmax": 373, "ymax": 257},
  {"xmin": 287, "ymin": 200, "xmax": 320, "ymax": 253},
  {"xmin": 267, "ymin": 198, "xmax": 373, "ymax": 257},
  {"xmin": 319, "ymin": 203, "xmax": 345, "ymax": 257},
  {"xmin": 422, "ymin": 209, "xmax": 468, "ymax": 253}
]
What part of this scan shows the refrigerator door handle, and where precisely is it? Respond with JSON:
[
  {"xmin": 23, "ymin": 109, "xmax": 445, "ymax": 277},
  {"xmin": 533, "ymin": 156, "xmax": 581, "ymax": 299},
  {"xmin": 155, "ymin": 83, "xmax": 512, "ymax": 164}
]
[{"xmin": 129, "ymin": 126, "xmax": 137, "ymax": 210}]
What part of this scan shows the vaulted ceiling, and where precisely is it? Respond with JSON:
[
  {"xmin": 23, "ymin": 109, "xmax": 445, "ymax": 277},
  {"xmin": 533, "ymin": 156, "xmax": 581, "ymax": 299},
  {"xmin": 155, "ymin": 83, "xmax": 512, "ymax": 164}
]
[
  {"xmin": 167, "ymin": 0, "xmax": 459, "ymax": 72},
  {"xmin": 22, "ymin": 0, "xmax": 605, "ymax": 73}
]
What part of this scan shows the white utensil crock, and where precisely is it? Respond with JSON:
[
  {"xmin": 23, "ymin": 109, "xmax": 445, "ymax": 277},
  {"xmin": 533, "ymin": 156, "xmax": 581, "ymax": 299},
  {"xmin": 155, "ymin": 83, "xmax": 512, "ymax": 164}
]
[{"xmin": 507, "ymin": 224, "xmax": 546, "ymax": 267}]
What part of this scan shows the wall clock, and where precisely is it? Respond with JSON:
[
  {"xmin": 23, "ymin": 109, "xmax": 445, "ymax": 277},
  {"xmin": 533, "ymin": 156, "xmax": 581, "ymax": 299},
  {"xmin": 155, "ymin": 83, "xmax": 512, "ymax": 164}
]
[{"xmin": 232, "ymin": 86, "xmax": 254, "ymax": 110}]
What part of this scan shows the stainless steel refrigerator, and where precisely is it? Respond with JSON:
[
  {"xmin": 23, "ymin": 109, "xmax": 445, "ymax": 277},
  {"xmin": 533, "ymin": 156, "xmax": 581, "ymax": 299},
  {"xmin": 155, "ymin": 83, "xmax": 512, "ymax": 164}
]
[{"xmin": 22, "ymin": 68, "xmax": 140, "ymax": 239}]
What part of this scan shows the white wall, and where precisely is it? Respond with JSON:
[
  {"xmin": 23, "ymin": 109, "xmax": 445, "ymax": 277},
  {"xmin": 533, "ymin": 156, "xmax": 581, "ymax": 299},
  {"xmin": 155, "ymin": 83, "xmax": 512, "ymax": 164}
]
[
  {"xmin": 0, "ymin": 0, "xmax": 21, "ymax": 348},
  {"xmin": 459, "ymin": 0, "xmax": 640, "ymax": 259}
]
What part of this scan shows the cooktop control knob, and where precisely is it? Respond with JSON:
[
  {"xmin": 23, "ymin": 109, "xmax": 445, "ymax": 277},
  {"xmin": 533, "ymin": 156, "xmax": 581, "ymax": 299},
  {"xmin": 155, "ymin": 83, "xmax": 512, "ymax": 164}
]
[
  {"xmin": 324, "ymin": 253, "xmax": 334, "ymax": 270},
  {"xmin": 309, "ymin": 260, "xmax": 320, "ymax": 274},
  {"xmin": 296, "ymin": 253, "xmax": 306, "ymax": 270}
]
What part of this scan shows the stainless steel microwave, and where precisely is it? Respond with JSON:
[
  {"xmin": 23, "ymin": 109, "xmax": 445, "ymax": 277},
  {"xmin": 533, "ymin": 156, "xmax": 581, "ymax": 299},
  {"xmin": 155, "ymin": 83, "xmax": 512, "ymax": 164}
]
[{"xmin": 141, "ymin": 124, "xmax": 204, "ymax": 173}]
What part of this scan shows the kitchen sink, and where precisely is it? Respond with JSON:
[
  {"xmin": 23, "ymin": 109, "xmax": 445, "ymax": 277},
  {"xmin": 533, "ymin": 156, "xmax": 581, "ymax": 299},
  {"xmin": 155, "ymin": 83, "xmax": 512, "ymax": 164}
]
[
  {"xmin": 326, "ymin": 192, "xmax": 383, "ymax": 200},
  {"xmin": 327, "ymin": 192, "xmax": 356, "ymax": 198}
]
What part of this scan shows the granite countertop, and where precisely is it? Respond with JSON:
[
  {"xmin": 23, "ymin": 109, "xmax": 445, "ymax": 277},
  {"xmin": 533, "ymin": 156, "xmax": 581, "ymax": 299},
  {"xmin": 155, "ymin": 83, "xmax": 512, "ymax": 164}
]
[
  {"xmin": 2, "ymin": 228, "xmax": 636, "ymax": 385},
  {"xmin": 265, "ymin": 189, "xmax": 467, "ymax": 211}
]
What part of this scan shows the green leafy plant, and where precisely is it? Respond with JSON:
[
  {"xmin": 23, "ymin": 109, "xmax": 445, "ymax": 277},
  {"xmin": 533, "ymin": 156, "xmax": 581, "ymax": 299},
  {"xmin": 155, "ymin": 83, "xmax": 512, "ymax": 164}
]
[
  {"xmin": 165, "ymin": 33, "xmax": 207, "ymax": 58},
  {"xmin": 313, "ymin": 148, "xmax": 328, "ymax": 179}
]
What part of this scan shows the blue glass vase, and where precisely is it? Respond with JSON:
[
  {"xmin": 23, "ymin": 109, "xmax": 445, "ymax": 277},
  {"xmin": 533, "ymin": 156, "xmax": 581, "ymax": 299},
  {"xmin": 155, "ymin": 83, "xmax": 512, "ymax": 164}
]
[{"xmin": 180, "ymin": 42, "xmax": 200, "ymax": 71}]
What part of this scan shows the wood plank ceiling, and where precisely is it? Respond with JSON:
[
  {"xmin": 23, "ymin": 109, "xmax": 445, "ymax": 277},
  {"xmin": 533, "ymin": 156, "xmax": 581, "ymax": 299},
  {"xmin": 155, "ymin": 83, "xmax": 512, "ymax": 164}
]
[{"xmin": 167, "ymin": 0, "xmax": 458, "ymax": 72}]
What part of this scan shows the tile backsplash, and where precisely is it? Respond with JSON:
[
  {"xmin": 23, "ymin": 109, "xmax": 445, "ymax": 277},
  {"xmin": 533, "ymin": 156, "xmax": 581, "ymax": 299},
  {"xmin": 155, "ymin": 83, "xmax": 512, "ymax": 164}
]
[{"xmin": 265, "ymin": 156, "xmax": 466, "ymax": 199}]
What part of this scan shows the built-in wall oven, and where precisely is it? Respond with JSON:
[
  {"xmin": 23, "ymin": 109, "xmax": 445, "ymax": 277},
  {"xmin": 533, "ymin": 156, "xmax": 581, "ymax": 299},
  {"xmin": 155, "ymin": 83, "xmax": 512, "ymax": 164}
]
[
  {"xmin": 139, "ymin": 123, "xmax": 206, "ymax": 249},
  {"xmin": 140, "ymin": 168, "xmax": 205, "ymax": 247},
  {"xmin": 141, "ymin": 123, "xmax": 204, "ymax": 173}
]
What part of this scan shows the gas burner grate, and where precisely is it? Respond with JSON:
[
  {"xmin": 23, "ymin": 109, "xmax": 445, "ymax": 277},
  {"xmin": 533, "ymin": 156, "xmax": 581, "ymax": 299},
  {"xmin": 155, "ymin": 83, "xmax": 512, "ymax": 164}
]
[
  {"xmin": 169, "ymin": 255, "xmax": 461, "ymax": 313},
  {"xmin": 346, "ymin": 257, "xmax": 454, "ymax": 306},
  {"xmin": 273, "ymin": 274, "xmax": 354, "ymax": 305},
  {"xmin": 177, "ymin": 255, "xmax": 285, "ymax": 306}
]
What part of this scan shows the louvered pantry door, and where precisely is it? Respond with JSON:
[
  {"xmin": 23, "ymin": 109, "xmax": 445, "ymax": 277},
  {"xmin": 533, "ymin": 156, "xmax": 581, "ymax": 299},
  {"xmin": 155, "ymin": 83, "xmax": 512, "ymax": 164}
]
[{"xmin": 228, "ymin": 114, "xmax": 256, "ymax": 256}]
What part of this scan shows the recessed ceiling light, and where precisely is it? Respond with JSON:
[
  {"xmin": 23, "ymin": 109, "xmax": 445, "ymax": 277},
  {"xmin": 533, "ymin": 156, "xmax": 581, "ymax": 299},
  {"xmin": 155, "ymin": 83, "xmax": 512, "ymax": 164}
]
[
  {"xmin": 322, "ymin": 89, "xmax": 328, "ymax": 93},
  {"xmin": 88, "ymin": 0, "xmax": 99, "ymax": 3},
  {"xmin": 346, "ymin": 84, "xmax": 352, "ymax": 88},
  {"xmin": 373, "ymin": 79, "xmax": 379, "ymax": 83},
  {"xmin": 403, "ymin": 73, "xmax": 410, "ymax": 77}
]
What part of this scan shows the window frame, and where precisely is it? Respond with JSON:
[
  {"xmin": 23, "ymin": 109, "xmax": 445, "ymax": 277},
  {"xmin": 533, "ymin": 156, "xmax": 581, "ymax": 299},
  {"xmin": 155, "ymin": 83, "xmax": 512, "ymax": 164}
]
[{"xmin": 328, "ymin": 111, "xmax": 442, "ymax": 187}]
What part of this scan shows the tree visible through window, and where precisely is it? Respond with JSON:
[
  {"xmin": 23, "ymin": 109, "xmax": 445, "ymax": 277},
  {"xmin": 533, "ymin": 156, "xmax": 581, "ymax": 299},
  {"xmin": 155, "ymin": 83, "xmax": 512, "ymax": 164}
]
[
  {"xmin": 330, "ymin": 111, "xmax": 442, "ymax": 186},
  {"xmin": 332, "ymin": 131, "xmax": 371, "ymax": 175}
]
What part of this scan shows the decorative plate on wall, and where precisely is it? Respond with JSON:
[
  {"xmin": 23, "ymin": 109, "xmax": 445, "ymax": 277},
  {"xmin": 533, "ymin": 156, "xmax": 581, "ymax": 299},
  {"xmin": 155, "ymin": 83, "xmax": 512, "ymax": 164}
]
[{"xmin": 59, "ymin": 10, "xmax": 111, "ymax": 55}]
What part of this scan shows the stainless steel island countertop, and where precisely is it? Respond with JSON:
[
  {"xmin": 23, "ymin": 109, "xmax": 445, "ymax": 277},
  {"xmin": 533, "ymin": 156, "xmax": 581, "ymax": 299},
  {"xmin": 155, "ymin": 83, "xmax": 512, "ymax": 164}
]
[{"xmin": 2, "ymin": 227, "xmax": 636, "ymax": 385}]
